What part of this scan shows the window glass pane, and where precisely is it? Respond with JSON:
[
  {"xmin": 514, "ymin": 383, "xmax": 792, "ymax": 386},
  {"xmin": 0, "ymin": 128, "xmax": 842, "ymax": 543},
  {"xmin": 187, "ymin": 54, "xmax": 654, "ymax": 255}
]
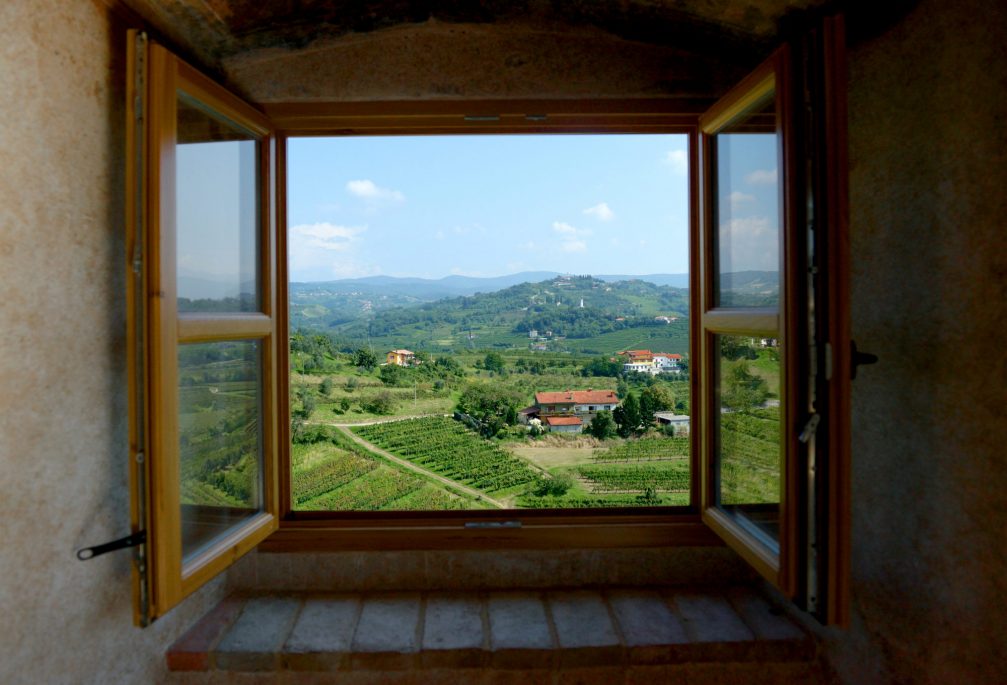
[
  {"xmin": 176, "ymin": 92, "xmax": 260, "ymax": 312},
  {"xmin": 714, "ymin": 333, "xmax": 780, "ymax": 548},
  {"xmin": 286, "ymin": 134, "xmax": 691, "ymax": 511},
  {"xmin": 714, "ymin": 91, "xmax": 780, "ymax": 307},
  {"xmin": 178, "ymin": 340, "xmax": 263, "ymax": 561}
]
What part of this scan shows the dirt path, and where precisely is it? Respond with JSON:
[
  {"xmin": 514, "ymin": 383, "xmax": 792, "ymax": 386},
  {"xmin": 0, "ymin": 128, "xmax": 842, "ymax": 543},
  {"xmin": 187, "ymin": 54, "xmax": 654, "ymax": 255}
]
[{"xmin": 332, "ymin": 425, "xmax": 506, "ymax": 509}]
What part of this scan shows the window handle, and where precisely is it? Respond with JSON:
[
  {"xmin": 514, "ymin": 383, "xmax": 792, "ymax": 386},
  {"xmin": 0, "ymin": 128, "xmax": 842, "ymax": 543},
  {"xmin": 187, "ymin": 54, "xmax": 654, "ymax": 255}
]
[
  {"xmin": 850, "ymin": 341, "xmax": 878, "ymax": 379},
  {"xmin": 76, "ymin": 531, "xmax": 146, "ymax": 560}
]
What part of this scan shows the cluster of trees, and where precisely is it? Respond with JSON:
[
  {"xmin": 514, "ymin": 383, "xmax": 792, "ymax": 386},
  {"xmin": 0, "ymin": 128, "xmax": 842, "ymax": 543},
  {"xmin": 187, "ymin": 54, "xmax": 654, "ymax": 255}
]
[
  {"xmin": 455, "ymin": 383, "xmax": 523, "ymax": 437},
  {"xmin": 586, "ymin": 385, "xmax": 676, "ymax": 439}
]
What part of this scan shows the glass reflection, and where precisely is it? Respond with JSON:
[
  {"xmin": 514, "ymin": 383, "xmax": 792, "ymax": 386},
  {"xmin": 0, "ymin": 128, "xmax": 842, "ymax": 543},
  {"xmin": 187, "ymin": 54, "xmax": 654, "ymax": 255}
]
[
  {"xmin": 176, "ymin": 92, "xmax": 260, "ymax": 312},
  {"xmin": 714, "ymin": 334, "xmax": 781, "ymax": 548},
  {"xmin": 714, "ymin": 93, "xmax": 780, "ymax": 308},
  {"xmin": 178, "ymin": 340, "xmax": 263, "ymax": 561}
]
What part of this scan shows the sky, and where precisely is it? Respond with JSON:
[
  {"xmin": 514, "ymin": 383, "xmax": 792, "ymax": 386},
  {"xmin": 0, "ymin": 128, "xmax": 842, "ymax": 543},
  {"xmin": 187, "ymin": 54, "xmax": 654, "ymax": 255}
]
[
  {"xmin": 285, "ymin": 134, "xmax": 692, "ymax": 282},
  {"xmin": 174, "ymin": 131, "xmax": 781, "ymax": 289}
]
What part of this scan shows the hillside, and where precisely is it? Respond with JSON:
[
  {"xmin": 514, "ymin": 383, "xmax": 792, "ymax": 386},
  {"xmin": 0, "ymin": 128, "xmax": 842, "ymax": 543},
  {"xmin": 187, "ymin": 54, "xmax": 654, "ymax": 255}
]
[
  {"xmin": 299, "ymin": 275, "xmax": 688, "ymax": 355},
  {"xmin": 289, "ymin": 271, "xmax": 778, "ymax": 355}
]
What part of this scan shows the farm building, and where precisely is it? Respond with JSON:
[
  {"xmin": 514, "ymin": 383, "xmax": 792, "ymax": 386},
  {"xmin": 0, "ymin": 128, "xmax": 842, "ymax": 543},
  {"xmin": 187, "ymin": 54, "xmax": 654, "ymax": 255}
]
[{"xmin": 386, "ymin": 349, "xmax": 417, "ymax": 366}]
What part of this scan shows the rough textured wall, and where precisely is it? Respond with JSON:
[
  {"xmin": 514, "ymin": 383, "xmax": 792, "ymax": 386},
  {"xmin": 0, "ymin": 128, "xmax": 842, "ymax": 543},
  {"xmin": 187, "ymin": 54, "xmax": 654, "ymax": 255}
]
[
  {"xmin": 820, "ymin": 0, "xmax": 1007, "ymax": 682},
  {"xmin": 223, "ymin": 21, "xmax": 743, "ymax": 102},
  {"xmin": 0, "ymin": 2, "xmax": 227, "ymax": 683}
]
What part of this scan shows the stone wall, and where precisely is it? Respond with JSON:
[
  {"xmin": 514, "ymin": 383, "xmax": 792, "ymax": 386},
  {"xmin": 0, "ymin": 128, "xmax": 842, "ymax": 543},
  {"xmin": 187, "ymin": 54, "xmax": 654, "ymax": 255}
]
[
  {"xmin": 817, "ymin": 0, "xmax": 1007, "ymax": 682},
  {"xmin": 0, "ymin": 2, "xmax": 228, "ymax": 683}
]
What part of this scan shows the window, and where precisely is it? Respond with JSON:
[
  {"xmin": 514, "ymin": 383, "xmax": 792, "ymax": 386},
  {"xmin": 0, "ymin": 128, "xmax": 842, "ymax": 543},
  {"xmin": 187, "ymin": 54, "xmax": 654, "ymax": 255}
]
[{"xmin": 128, "ymin": 13, "xmax": 849, "ymax": 625}]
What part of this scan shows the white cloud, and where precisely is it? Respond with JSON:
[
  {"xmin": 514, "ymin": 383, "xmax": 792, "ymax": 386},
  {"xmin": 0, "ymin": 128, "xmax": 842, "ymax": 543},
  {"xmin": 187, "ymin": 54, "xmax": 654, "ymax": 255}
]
[
  {"xmin": 552, "ymin": 221, "xmax": 590, "ymax": 253},
  {"xmin": 288, "ymin": 222, "xmax": 372, "ymax": 281},
  {"xmin": 290, "ymin": 222, "xmax": 365, "ymax": 251},
  {"xmin": 583, "ymin": 202, "xmax": 615, "ymax": 222},
  {"xmin": 517, "ymin": 240, "xmax": 537, "ymax": 251},
  {"xmin": 434, "ymin": 230, "xmax": 446, "ymax": 240},
  {"xmin": 664, "ymin": 149, "xmax": 688, "ymax": 175},
  {"xmin": 729, "ymin": 191, "xmax": 756, "ymax": 208},
  {"xmin": 450, "ymin": 267, "xmax": 484, "ymax": 277},
  {"xmin": 552, "ymin": 221, "xmax": 591, "ymax": 237},
  {"xmin": 346, "ymin": 179, "xmax": 405, "ymax": 203},
  {"xmin": 745, "ymin": 169, "xmax": 778, "ymax": 185},
  {"xmin": 720, "ymin": 216, "xmax": 778, "ymax": 271}
]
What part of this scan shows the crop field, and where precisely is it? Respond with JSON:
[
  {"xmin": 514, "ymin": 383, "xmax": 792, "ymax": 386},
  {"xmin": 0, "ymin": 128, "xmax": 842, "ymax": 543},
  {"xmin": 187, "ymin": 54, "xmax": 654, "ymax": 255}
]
[
  {"xmin": 593, "ymin": 436, "xmax": 690, "ymax": 461},
  {"xmin": 719, "ymin": 408, "xmax": 780, "ymax": 505},
  {"xmin": 577, "ymin": 462, "xmax": 690, "ymax": 493},
  {"xmin": 178, "ymin": 343, "xmax": 262, "ymax": 510},
  {"xmin": 291, "ymin": 429, "xmax": 480, "ymax": 511},
  {"xmin": 353, "ymin": 417, "xmax": 540, "ymax": 494}
]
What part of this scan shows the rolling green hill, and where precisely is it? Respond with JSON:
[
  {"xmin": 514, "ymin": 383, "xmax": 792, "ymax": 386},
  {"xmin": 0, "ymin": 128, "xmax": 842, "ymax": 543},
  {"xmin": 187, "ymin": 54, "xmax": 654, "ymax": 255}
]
[{"xmin": 309, "ymin": 275, "xmax": 690, "ymax": 355}]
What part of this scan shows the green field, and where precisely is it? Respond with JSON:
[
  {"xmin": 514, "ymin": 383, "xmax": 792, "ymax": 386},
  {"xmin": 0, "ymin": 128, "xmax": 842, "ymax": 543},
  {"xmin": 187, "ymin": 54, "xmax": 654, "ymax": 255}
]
[
  {"xmin": 719, "ymin": 407, "xmax": 780, "ymax": 505},
  {"xmin": 291, "ymin": 428, "xmax": 484, "ymax": 511},
  {"xmin": 353, "ymin": 417, "xmax": 541, "ymax": 494}
]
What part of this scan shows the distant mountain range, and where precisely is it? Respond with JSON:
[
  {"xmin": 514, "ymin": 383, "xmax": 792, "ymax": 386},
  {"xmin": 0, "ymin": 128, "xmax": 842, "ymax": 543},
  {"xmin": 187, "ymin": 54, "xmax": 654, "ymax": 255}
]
[{"xmin": 290, "ymin": 271, "xmax": 690, "ymax": 300}]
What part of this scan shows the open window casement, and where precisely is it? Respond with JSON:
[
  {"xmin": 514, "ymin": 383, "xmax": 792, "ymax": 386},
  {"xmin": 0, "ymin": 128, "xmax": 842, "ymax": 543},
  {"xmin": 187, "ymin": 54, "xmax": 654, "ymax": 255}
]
[
  {"xmin": 127, "ymin": 16, "xmax": 848, "ymax": 626},
  {"xmin": 696, "ymin": 17, "xmax": 850, "ymax": 625},
  {"xmin": 127, "ymin": 32, "xmax": 280, "ymax": 623}
]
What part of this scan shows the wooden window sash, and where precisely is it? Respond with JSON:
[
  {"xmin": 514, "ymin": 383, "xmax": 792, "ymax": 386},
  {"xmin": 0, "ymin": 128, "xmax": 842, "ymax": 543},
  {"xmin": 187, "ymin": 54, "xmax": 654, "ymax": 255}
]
[{"xmin": 130, "ymin": 36, "xmax": 280, "ymax": 622}]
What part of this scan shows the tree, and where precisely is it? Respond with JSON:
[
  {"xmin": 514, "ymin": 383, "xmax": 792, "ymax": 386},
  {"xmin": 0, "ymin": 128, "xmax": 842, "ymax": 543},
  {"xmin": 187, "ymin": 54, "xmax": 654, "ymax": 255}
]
[
  {"xmin": 483, "ymin": 351, "xmax": 506, "ymax": 374},
  {"xmin": 379, "ymin": 363, "xmax": 404, "ymax": 386},
  {"xmin": 455, "ymin": 383, "xmax": 523, "ymax": 436},
  {"xmin": 720, "ymin": 360, "xmax": 769, "ymax": 411},
  {"xmin": 581, "ymin": 356, "xmax": 622, "ymax": 377},
  {"xmin": 639, "ymin": 385, "xmax": 675, "ymax": 423},
  {"xmin": 319, "ymin": 377, "xmax": 333, "ymax": 396},
  {"xmin": 532, "ymin": 472, "xmax": 574, "ymax": 497},
  {"xmin": 352, "ymin": 348, "xmax": 378, "ymax": 371},
  {"xmin": 339, "ymin": 398, "xmax": 351, "ymax": 412},
  {"xmin": 363, "ymin": 391, "xmax": 396, "ymax": 415},
  {"xmin": 587, "ymin": 410, "xmax": 617, "ymax": 440},
  {"xmin": 613, "ymin": 392, "xmax": 642, "ymax": 438}
]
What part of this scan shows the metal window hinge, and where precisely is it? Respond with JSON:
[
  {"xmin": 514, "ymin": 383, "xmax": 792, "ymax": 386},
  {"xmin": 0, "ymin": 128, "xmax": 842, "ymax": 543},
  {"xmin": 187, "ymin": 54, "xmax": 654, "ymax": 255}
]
[
  {"xmin": 76, "ymin": 531, "xmax": 146, "ymax": 561},
  {"xmin": 798, "ymin": 414, "xmax": 821, "ymax": 444}
]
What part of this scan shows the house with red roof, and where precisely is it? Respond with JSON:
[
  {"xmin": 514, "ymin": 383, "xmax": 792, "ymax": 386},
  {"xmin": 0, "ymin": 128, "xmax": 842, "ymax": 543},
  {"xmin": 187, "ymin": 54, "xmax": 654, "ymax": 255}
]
[{"xmin": 529, "ymin": 389, "xmax": 620, "ymax": 433}]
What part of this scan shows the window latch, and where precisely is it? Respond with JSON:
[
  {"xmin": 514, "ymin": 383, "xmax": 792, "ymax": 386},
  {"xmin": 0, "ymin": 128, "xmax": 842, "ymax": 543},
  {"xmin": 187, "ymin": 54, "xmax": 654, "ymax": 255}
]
[
  {"xmin": 464, "ymin": 521, "xmax": 522, "ymax": 529},
  {"xmin": 798, "ymin": 414, "xmax": 821, "ymax": 444},
  {"xmin": 76, "ymin": 531, "xmax": 146, "ymax": 561}
]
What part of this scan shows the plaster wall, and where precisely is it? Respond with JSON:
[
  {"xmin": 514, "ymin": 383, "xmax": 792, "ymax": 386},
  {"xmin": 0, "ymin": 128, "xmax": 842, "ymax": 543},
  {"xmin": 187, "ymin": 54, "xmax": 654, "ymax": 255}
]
[
  {"xmin": 818, "ymin": 0, "xmax": 1007, "ymax": 682},
  {"xmin": 0, "ymin": 2, "xmax": 227, "ymax": 683},
  {"xmin": 4, "ymin": 0, "xmax": 1004, "ymax": 683}
]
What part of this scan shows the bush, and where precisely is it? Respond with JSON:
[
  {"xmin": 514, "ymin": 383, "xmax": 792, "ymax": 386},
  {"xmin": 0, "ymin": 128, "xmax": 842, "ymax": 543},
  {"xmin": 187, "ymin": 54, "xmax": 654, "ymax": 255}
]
[{"xmin": 532, "ymin": 473, "xmax": 575, "ymax": 497}]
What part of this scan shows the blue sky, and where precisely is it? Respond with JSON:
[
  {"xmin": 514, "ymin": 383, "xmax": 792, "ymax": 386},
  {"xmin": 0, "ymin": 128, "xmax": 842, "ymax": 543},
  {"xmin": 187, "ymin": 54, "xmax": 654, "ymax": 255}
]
[
  {"xmin": 174, "ymin": 132, "xmax": 780, "ymax": 290},
  {"xmin": 286, "ymin": 134, "xmax": 692, "ymax": 282}
]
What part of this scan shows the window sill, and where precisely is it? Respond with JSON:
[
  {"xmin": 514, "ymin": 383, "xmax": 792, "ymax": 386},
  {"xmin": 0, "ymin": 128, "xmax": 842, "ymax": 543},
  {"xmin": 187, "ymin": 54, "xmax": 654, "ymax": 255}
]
[
  {"xmin": 167, "ymin": 586, "xmax": 820, "ymax": 681},
  {"xmin": 260, "ymin": 514, "xmax": 721, "ymax": 552}
]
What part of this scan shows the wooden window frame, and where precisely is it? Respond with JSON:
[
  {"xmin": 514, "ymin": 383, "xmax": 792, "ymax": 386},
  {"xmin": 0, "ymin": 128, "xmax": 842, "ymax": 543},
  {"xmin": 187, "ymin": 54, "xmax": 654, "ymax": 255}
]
[
  {"xmin": 130, "ymin": 38, "xmax": 281, "ymax": 620},
  {"xmin": 695, "ymin": 47, "xmax": 801, "ymax": 595},
  {"xmin": 259, "ymin": 99, "xmax": 720, "ymax": 553},
  {"xmin": 130, "ymin": 16, "xmax": 850, "ymax": 624}
]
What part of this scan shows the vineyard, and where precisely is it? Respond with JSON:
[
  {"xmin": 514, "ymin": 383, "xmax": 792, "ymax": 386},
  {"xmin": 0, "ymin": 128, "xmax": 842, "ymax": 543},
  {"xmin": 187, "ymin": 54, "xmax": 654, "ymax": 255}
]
[
  {"xmin": 353, "ymin": 417, "xmax": 540, "ymax": 494},
  {"xmin": 593, "ymin": 436, "xmax": 690, "ymax": 462},
  {"xmin": 577, "ymin": 462, "xmax": 690, "ymax": 493},
  {"xmin": 719, "ymin": 408, "xmax": 780, "ymax": 505},
  {"xmin": 291, "ymin": 428, "xmax": 479, "ymax": 511},
  {"xmin": 515, "ymin": 492, "xmax": 689, "ymax": 508}
]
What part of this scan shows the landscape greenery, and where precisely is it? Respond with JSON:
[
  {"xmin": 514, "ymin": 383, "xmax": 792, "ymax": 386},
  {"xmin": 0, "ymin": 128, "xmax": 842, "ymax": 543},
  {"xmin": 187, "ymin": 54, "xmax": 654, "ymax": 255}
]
[{"xmin": 176, "ymin": 273, "xmax": 782, "ymax": 516}]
